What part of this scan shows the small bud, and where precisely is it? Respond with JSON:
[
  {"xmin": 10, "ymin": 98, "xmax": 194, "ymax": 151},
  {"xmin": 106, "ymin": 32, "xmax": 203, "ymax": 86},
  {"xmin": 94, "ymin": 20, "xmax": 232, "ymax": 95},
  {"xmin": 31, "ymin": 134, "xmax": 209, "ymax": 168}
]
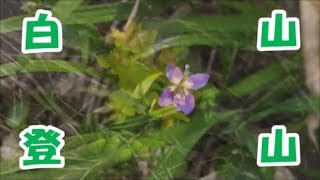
[
  {"xmin": 109, "ymin": 136, "xmax": 121, "ymax": 145},
  {"xmin": 131, "ymin": 140, "xmax": 143, "ymax": 152},
  {"xmin": 117, "ymin": 148, "xmax": 132, "ymax": 163},
  {"xmin": 184, "ymin": 64, "xmax": 190, "ymax": 76},
  {"xmin": 185, "ymin": 64, "xmax": 190, "ymax": 71}
]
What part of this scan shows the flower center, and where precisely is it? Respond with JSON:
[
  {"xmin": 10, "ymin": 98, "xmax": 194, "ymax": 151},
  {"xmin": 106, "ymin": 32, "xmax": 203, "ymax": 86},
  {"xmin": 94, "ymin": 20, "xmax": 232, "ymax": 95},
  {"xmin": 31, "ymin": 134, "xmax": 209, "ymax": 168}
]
[{"xmin": 173, "ymin": 87, "xmax": 186, "ymax": 101}]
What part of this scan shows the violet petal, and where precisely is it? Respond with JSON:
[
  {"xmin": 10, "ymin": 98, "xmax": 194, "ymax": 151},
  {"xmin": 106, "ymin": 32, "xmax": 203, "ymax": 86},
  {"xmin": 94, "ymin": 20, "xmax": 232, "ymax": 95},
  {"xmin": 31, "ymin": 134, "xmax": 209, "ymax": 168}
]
[
  {"xmin": 173, "ymin": 92, "xmax": 195, "ymax": 115},
  {"xmin": 166, "ymin": 64, "xmax": 184, "ymax": 85},
  {"xmin": 184, "ymin": 73, "xmax": 209, "ymax": 90},
  {"xmin": 158, "ymin": 88, "xmax": 174, "ymax": 107}
]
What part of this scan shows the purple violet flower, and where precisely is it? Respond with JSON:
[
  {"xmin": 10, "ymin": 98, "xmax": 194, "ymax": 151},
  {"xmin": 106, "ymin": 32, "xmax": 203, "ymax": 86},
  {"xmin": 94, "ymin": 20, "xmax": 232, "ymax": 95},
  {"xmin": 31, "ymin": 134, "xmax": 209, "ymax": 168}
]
[{"xmin": 158, "ymin": 64, "xmax": 209, "ymax": 115}]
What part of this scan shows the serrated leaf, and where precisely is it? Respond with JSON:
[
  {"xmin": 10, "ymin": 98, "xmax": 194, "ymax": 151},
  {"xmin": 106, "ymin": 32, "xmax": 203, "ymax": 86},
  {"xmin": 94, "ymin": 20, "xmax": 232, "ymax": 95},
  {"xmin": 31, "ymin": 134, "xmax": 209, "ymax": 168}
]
[
  {"xmin": 96, "ymin": 55, "xmax": 110, "ymax": 69},
  {"xmin": 129, "ymin": 30, "xmax": 157, "ymax": 54},
  {"xmin": 133, "ymin": 73, "xmax": 162, "ymax": 99},
  {"xmin": 109, "ymin": 89, "xmax": 146, "ymax": 117}
]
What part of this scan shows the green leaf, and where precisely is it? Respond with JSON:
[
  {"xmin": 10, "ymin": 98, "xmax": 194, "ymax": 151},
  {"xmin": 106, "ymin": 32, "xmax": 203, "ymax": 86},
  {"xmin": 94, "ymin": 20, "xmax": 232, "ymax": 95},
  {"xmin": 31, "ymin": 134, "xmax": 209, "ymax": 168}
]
[
  {"xmin": 79, "ymin": 29, "xmax": 91, "ymax": 64},
  {"xmin": 63, "ymin": 133, "xmax": 105, "ymax": 151},
  {"xmin": 129, "ymin": 30, "xmax": 158, "ymax": 54},
  {"xmin": 293, "ymin": 167, "xmax": 320, "ymax": 179},
  {"xmin": 52, "ymin": 0, "xmax": 83, "ymax": 20},
  {"xmin": 0, "ymin": 132, "xmax": 125, "ymax": 179},
  {"xmin": 235, "ymin": 125, "xmax": 258, "ymax": 159},
  {"xmin": 149, "ymin": 110, "xmax": 241, "ymax": 179},
  {"xmin": 96, "ymin": 55, "xmax": 110, "ymax": 69},
  {"xmin": 214, "ymin": 144, "xmax": 261, "ymax": 180},
  {"xmin": 197, "ymin": 85, "xmax": 219, "ymax": 110},
  {"xmin": 118, "ymin": 63, "xmax": 153, "ymax": 90},
  {"xmin": 149, "ymin": 105, "xmax": 190, "ymax": 122},
  {"xmin": 133, "ymin": 73, "xmax": 162, "ymax": 99},
  {"xmin": 149, "ymin": 105, "xmax": 178, "ymax": 119},
  {"xmin": 77, "ymin": 138, "xmax": 107, "ymax": 157},
  {"xmin": 252, "ymin": 96, "xmax": 320, "ymax": 121},
  {"xmin": 147, "ymin": 14, "xmax": 258, "ymax": 37},
  {"xmin": 7, "ymin": 101, "xmax": 29, "ymax": 131},
  {"xmin": 109, "ymin": 89, "xmax": 146, "ymax": 117},
  {"xmin": 143, "ymin": 14, "xmax": 260, "ymax": 54},
  {"xmin": 0, "ymin": 59, "xmax": 103, "ymax": 79},
  {"xmin": 142, "ymin": 2, "xmax": 275, "ymax": 53},
  {"xmin": 153, "ymin": 31, "xmax": 254, "ymax": 53},
  {"xmin": 0, "ymin": 1, "xmax": 174, "ymax": 33},
  {"xmin": 228, "ymin": 59, "xmax": 299, "ymax": 96}
]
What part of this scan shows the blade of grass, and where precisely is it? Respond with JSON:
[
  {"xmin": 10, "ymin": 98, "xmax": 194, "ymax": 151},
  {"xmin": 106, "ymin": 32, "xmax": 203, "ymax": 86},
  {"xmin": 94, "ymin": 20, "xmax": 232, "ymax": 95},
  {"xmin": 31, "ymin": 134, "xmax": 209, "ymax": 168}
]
[
  {"xmin": 228, "ymin": 59, "xmax": 300, "ymax": 96},
  {"xmin": 0, "ymin": 60, "xmax": 104, "ymax": 78},
  {"xmin": 251, "ymin": 96, "xmax": 320, "ymax": 121},
  {"xmin": 0, "ymin": 1, "xmax": 175, "ymax": 33}
]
